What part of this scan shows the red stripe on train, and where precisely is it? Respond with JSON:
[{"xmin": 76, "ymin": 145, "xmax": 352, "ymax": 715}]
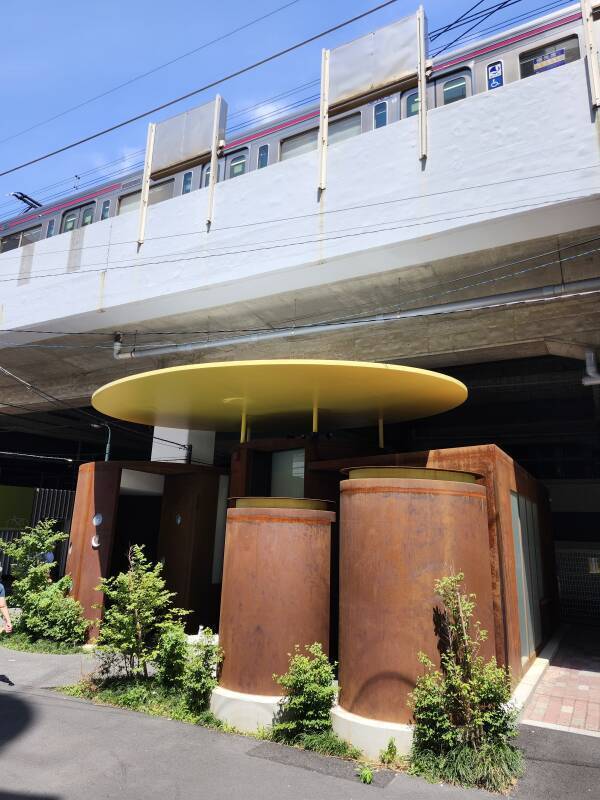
[
  {"xmin": 432, "ymin": 12, "xmax": 582, "ymax": 72},
  {"xmin": 8, "ymin": 183, "xmax": 122, "ymax": 228},
  {"xmin": 225, "ymin": 111, "xmax": 320, "ymax": 151}
]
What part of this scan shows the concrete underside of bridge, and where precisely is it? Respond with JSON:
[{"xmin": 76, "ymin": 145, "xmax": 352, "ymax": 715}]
[{"xmin": 0, "ymin": 223, "xmax": 599, "ymax": 410}]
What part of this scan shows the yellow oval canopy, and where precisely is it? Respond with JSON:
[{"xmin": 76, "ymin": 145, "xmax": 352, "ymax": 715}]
[{"xmin": 92, "ymin": 359, "xmax": 467, "ymax": 432}]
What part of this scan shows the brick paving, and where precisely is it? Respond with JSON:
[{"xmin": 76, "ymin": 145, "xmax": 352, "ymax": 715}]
[{"xmin": 522, "ymin": 626, "xmax": 600, "ymax": 735}]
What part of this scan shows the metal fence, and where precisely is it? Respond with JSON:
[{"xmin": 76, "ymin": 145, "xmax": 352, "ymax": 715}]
[
  {"xmin": 555, "ymin": 544, "xmax": 600, "ymax": 622},
  {"xmin": 0, "ymin": 488, "xmax": 75, "ymax": 579}
]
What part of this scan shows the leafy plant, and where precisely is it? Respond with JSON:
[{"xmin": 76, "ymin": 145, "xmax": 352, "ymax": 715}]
[
  {"xmin": 299, "ymin": 731, "xmax": 361, "ymax": 759},
  {"xmin": 379, "ymin": 737, "xmax": 398, "ymax": 766},
  {"xmin": 272, "ymin": 642, "xmax": 337, "ymax": 742},
  {"xmin": 357, "ymin": 765, "xmax": 373, "ymax": 784},
  {"xmin": 96, "ymin": 545, "xmax": 186, "ymax": 678},
  {"xmin": 153, "ymin": 621, "xmax": 188, "ymax": 688},
  {"xmin": 182, "ymin": 627, "xmax": 223, "ymax": 713},
  {"xmin": 0, "ymin": 520, "xmax": 87, "ymax": 646},
  {"xmin": 409, "ymin": 573, "xmax": 523, "ymax": 793}
]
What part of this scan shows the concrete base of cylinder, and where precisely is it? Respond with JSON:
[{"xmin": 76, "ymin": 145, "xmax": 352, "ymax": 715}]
[
  {"xmin": 331, "ymin": 705, "xmax": 413, "ymax": 759},
  {"xmin": 210, "ymin": 685, "xmax": 282, "ymax": 733}
]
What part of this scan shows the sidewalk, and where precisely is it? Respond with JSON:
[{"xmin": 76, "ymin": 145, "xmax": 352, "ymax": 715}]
[{"xmin": 521, "ymin": 627, "xmax": 600, "ymax": 736}]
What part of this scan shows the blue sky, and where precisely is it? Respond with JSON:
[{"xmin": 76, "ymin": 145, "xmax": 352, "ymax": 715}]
[{"xmin": 0, "ymin": 0, "xmax": 571, "ymax": 219}]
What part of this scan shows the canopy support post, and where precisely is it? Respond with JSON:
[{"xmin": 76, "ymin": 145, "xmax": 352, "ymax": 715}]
[
  {"xmin": 240, "ymin": 408, "xmax": 247, "ymax": 444},
  {"xmin": 378, "ymin": 414, "xmax": 385, "ymax": 449}
]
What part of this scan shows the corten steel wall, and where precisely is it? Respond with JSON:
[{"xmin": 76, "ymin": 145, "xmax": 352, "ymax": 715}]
[
  {"xmin": 338, "ymin": 476, "xmax": 493, "ymax": 725},
  {"xmin": 219, "ymin": 505, "xmax": 335, "ymax": 696},
  {"xmin": 310, "ymin": 444, "xmax": 556, "ymax": 681},
  {"xmin": 66, "ymin": 462, "xmax": 121, "ymax": 626}
]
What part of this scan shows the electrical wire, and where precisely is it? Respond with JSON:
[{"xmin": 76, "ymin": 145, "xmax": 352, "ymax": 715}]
[
  {"xmin": 432, "ymin": 0, "xmax": 518, "ymax": 57},
  {"xmin": 0, "ymin": 0, "xmax": 306, "ymax": 147},
  {"xmin": 0, "ymin": 0, "xmax": 402, "ymax": 180},
  {"xmin": 0, "ymin": 364, "xmax": 188, "ymax": 452}
]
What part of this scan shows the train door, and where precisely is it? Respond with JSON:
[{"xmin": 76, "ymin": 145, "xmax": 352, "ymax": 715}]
[{"xmin": 60, "ymin": 202, "xmax": 96, "ymax": 233}]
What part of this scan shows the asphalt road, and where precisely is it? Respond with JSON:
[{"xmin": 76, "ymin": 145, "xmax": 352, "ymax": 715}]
[{"xmin": 0, "ymin": 647, "xmax": 598, "ymax": 800}]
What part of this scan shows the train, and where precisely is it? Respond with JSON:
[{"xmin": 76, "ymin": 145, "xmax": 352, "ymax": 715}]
[{"xmin": 0, "ymin": 2, "xmax": 586, "ymax": 254}]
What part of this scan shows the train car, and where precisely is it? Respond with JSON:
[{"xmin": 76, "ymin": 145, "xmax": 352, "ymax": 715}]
[{"xmin": 0, "ymin": 3, "xmax": 586, "ymax": 255}]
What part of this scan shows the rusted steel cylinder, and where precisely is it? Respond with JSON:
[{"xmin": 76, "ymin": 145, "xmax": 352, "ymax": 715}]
[
  {"xmin": 338, "ymin": 468, "xmax": 494, "ymax": 724},
  {"xmin": 219, "ymin": 499, "xmax": 335, "ymax": 696}
]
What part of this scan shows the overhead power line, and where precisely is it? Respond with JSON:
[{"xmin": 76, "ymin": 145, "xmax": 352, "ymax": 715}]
[
  {"xmin": 0, "ymin": 0, "xmax": 305, "ymax": 147},
  {"xmin": 0, "ymin": 0, "xmax": 401, "ymax": 180},
  {"xmin": 432, "ymin": 0, "xmax": 518, "ymax": 57}
]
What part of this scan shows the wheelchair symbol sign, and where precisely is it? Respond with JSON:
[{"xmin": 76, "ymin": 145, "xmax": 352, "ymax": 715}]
[{"xmin": 487, "ymin": 61, "xmax": 503, "ymax": 89}]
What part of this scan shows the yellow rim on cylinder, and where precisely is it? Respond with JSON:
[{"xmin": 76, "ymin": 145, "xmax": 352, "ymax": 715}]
[
  {"xmin": 344, "ymin": 467, "xmax": 480, "ymax": 483},
  {"xmin": 232, "ymin": 497, "xmax": 332, "ymax": 510}
]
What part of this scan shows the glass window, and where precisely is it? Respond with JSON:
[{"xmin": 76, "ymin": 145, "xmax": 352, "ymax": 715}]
[
  {"xmin": 20, "ymin": 225, "xmax": 42, "ymax": 245},
  {"xmin": 406, "ymin": 92, "xmax": 419, "ymax": 117},
  {"xmin": 117, "ymin": 180, "xmax": 174, "ymax": 216},
  {"xmin": 519, "ymin": 35, "xmax": 580, "ymax": 79},
  {"xmin": 81, "ymin": 204, "xmax": 95, "ymax": 226},
  {"xmin": 203, "ymin": 165, "xmax": 211, "ymax": 187},
  {"xmin": 257, "ymin": 144, "xmax": 269, "ymax": 169},
  {"xmin": 271, "ymin": 449, "xmax": 305, "ymax": 498},
  {"xmin": 229, "ymin": 153, "xmax": 247, "ymax": 179},
  {"xmin": 0, "ymin": 231, "xmax": 22, "ymax": 253},
  {"xmin": 374, "ymin": 101, "xmax": 387, "ymax": 129},
  {"xmin": 46, "ymin": 219, "xmax": 56, "ymax": 238},
  {"xmin": 329, "ymin": 113, "xmax": 361, "ymax": 145},
  {"xmin": 100, "ymin": 200, "xmax": 110, "ymax": 220},
  {"xmin": 280, "ymin": 127, "xmax": 318, "ymax": 161},
  {"xmin": 182, "ymin": 171, "xmax": 193, "ymax": 194},
  {"xmin": 61, "ymin": 211, "xmax": 77, "ymax": 233},
  {"xmin": 443, "ymin": 77, "xmax": 467, "ymax": 105}
]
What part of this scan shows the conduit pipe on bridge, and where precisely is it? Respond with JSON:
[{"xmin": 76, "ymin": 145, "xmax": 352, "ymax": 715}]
[{"xmin": 113, "ymin": 275, "xmax": 600, "ymax": 365}]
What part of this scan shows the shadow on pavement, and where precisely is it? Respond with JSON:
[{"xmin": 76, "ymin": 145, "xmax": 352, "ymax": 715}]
[
  {"xmin": 0, "ymin": 794, "xmax": 60, "ymax": 800},
  {"xmin": 0, "ymin": 690, "xmax": 33, "ymax": 750}
]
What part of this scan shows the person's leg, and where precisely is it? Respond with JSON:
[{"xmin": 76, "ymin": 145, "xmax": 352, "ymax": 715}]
[{"xmin": 0, "ymin": 583, "xmax": 12, "ymax": 633}]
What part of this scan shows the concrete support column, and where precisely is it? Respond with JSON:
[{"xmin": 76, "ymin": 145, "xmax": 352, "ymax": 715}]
[{"xmin": 151, "ymin": 426, "xmax": 215, "ymax": 465}]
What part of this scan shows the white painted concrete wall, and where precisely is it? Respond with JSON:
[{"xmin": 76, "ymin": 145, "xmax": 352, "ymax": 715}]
[
  {"xmin": 151, "ymin": 426, "xmax": 215, "ymax": 464},
  {"xmin": 2, "ymin": 61, "xmax": 599, "ymax": 345}
]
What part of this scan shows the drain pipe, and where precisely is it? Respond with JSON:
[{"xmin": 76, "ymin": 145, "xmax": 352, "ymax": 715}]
[
  {"xmin": 583, "ymin": 349, "xmax": 600, "ymax": 386},
  {"xmin": 113, "ymin": 276, "xmax": 600, "ymax": 361}
]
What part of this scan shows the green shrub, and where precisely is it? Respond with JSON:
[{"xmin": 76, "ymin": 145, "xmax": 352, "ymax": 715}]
[
  {"xmin": 0, "ymin": 520, "xmax": 87, "ymax": 646},
  {"xmin": 154, "ymin": 622, "xmax": 188, "ymax": 688},
  {"xmin": 96, "ymin": 545, "xmax": 186, "ymax": 678},
  {"xmin": 272, "ymin": 642, "xmax": 337, "ymax": 742},
  {"xmin": 18, "ymin": 576, "xmax": 87, "ymax": 646},
  {"xmin": 183, "ymin": 628, "xmax": 223, "ymax": 713},
  {"xmin": 409, "ymin": 573, "xmax": 523, "ymax": 793}
]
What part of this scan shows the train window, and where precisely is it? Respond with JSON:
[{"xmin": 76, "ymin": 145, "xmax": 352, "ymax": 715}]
[
  {"xmin": 0, "ymin": 225, "xmax": 42, "ymax": 252},
  {"xmin": 374, "ymin": 102, "xmax": 387, "ymax": 129},
  {"xmin": 182, "ymin": 171, "xmax": 193, "ymax": 194},
  {"xmin": 329, "ymin": 113, "xmax": 361, "ymax": 145},
  {"xmin": 117, "ymin": 180, "xmax": 174, "ymax": 215},
  {"xmin": 100, "ymin": 200, "xmax": 111, "ymax": 220},
  {"xmin": 443, "ymin": 77, "xmax": 467, "ymax": 105},
  {"xmin": 406, "ymin": 92, "xmax": 419, "ymax": 117},
  {"xmin": 257, "ymin": 144, "xmax": 269, "ymax": 169},
  {"xmin": 203, "ymin": 165, "xmax": 211, "ymax": 187},
  {"xmin": 519, "ymin": 36, "xmax": 580, "ymax": 79},
  {"xmin": 61, "ymin": 211, "xmax": 77, "ymax": 233},
  {"xmin": 229, "ymin": 153, "xmax": 247, "ymax": 179},
  {"xmin": 46, "ymin": 219, "xmax": 56, "ymax": 238},
  {"xmin": 81, "ymin": 204, "xmax": 95, "ymax": 226},
  {"xmin": 280, "ymin": 127, "xmax": 318, "ymax": 161},
  {"xmin": 0, "ymin": 232, "xmax": 20, "ymax": 252}
]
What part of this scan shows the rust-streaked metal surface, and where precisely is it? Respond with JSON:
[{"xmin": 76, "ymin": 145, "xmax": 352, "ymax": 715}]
[
  {"xmin": 218, "ymin": 505, "xmax": 335, "ymax": 695},
  {"xmin": 338, "ymin": 476, "xmax": 494, "ymax": 724},
  {"xmin": 345, "ymin": 466, "xmax": 479, "ymax": 483},
  {"xmin": 232, "ymin": 497, "xmax": 332, "ymax": 510}
]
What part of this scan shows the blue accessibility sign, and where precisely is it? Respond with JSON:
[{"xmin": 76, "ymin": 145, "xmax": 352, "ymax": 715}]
[{"xmin": 487, "ymin": 61, "xmax": 504, "ymax": 90}]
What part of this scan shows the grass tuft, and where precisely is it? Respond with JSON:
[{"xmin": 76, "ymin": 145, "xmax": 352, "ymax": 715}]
[
  {"xmin": 298, "ymin": 730, "xmax": 362, "ymax": 759},
  {"xmin": 0, "ymin": 631, "xmax": 83, "ymax": 655},
  {"xmin": 410, "ymin": 740, "xmax": 524, "ymax": 793}
]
